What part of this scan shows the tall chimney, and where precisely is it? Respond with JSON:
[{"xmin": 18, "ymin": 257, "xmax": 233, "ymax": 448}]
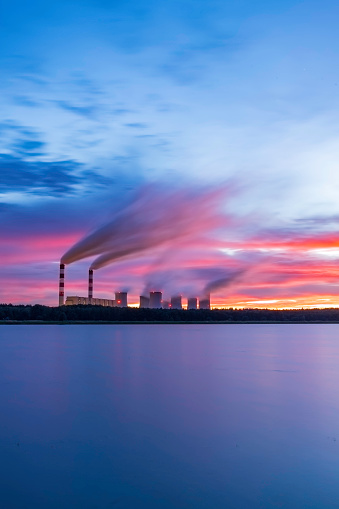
[
  {"xmin": 59, "ymin": 263, "xmax": 65, "ymax": 306},
  {"xmin": 88, "ymin": 269, "xmax": 93, "ymax": 302}
]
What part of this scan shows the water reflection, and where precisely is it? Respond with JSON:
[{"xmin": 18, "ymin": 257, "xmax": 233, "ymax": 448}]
[{"xmin": 1, "ymin": 324, "xmax": 339, "ymax": 508}]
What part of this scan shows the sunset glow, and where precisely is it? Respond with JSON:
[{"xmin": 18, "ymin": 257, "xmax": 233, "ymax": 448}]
[{"xmin": 2, "ymin": 0, "xmax": 339, "ymax": 309}]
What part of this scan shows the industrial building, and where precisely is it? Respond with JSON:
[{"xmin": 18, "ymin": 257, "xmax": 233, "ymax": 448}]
[
  {"xmin": 115, "ymin": 292, "xmax": 128, "ymax": 307},
  {"xmin": 199, "ymin": 295, "xmax": 211, "ymax": 310},
  {"xmin": 150, "ymin": 291, "xmax": 162, "ymax": 308},
  {"xmin": 139, "ymin": 295, "xmax": 150, "ymax": 308},
  {"xmin": 59, "ymin": 262, "xmax": 214, "ymax": 309},
  {"xmin": 65, "ymin": 296, "xmax": 115, "ymax": 306},
  {"xmin": 60, "ymin": 264, "xmax": 124, "ymax": 307},
  {"xmin": 187, "ymin": 297, "xmax": 198, "ymax": 309},
  {"xmin": 171, "ymin": 295, "xmax": 182, "ymax": 309}
]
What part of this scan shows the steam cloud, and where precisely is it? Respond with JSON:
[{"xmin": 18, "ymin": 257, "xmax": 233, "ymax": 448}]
[
  {"xmin": 203, "ymin": 269, "xmax": 246, "ymax": 295},
  {"xmin": 61, "ymin": 183, "xmax": 230, "ymax": 272},
  {"xmin": 64, "ymin": 182, "xmax": 320, "ymax": 300}
]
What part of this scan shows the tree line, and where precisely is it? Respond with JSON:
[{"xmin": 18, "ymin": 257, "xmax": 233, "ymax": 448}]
[{"xmin": 1, "ymin": 304, "xmax": 339, "ymax": 322}]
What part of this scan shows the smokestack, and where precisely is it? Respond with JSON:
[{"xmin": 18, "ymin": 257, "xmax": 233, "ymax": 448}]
[
  {"xmin": 140, "ymin": 295, "xmax": 150, "ymax": 308},
  {"xmin": 149, "ymin": 291, "xmax": 162, "ymax": 309},
  {"xmin": 88, "ymin": 269, "xmax": 93, "ymax": 302},
  {"xmin": 171, "ymin": 295, "xmax": 182, "ymax": 309},
  {"xmin": 187, "ymin": 297, "xmax": 198, "ymax": 310},
  {"xmin": 59, "ymin": 263, "xmax": 65, "ymax": 306}
]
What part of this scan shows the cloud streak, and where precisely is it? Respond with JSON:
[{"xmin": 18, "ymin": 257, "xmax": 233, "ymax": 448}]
[
  {"xmin": 61, "ymin": 182, "xmax": 231, "ymax": 268},
  {"xmin": 0, "ymin": 154, "xmax": 112, "ymax": 197},
  {"xmin": 2, "ymin": 0, "xmax": 339, "ymax": 308}
]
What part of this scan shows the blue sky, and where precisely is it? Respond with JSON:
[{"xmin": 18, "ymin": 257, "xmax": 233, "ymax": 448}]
[{"xmin": 2, "ymin": 0, "xmax": 339, "ymax": 307}]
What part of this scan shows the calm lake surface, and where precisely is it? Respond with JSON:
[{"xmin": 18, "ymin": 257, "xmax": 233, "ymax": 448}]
[{"xmin": 1, "ymin": 324, "xmax": 339, "ymax": 508}]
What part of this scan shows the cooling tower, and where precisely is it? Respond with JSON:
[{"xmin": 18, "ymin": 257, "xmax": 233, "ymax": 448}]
[
  {"xmin": 149, "ymin": 291, "xmax": 162, "ymax": 308},
  {"xmin": 59, "ymin": 263, "xmax": 65, "ymax": 306},
  {"xmin": 187, "ymin": 297, "xmax": 198, "ymax": 310},
  {"xmin": 162, "ymin": 300, "xmax": 170, "ymax": 309},
  {"xmin": 140, "ymin": 295, "xmax": 150, "ymax": 308},
  {"xmin": 171, "ymin": 295, "xmax": 182, "ymax": 309},
  {"xmin": 115, "ymin": 292, "xmax": 128, "ymax": 307},
  {"xmin": 88, "ymin": 269, "xmax": 93, "ymax": 302},
  {"xmin": 199, "ymin": 295, "xmax": 210, "ymax": 310}
]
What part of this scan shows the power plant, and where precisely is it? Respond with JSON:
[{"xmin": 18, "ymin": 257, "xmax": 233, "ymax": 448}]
[
  {"xmin": 199, "ymin": 295, "xmax": 211, "ymax": 310},
  {"xmin": 59, "ymin": 264, "xmax": 214, "ymax": 309},
  {"xmin": 187, "ymin": 297, "xmax": 198, "ymax": 310},
  {"xmin": 88, "ymin": 269, "xmax": 93, "ymax": 302},
  {"xmin": 66, "ymin": 296, "xmax": 116, "ymax": 306},
  {"xmin": 59, "ymin": 263, "xmax": 65, "ymax": 306},
  {"xmin": 149, "ymin": 291, "xmax": 162, "ymax": 309},
  {"xmin": 171, "ymin": 295, "xmax": 182, "ymax": 309},
  {"xmin": 115, "ymin": 292, "xmax": 128, "ymax": 307},
  {"xmin": 139, "ymin": 295, "xmax": 150, "ymax": 308}
]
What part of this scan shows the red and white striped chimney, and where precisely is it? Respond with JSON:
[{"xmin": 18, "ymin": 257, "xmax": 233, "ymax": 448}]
[
  {"xmin": 59, "ymin": 263, "xmax": 65, "ymax": 306},
  {"xmin": 88, "ymin": 269, "xmax": 93, "ymax": 302}
]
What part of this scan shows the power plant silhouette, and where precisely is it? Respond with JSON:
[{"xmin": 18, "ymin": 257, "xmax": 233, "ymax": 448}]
[{"xmin": 59, "ymin": 264, "xmax": 211, "ymax": 310}]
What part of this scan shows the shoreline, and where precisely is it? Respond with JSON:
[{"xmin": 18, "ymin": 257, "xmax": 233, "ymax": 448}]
[{"xmin": 1, "ymin": 320, "xmax": 339, "ymax": 325}]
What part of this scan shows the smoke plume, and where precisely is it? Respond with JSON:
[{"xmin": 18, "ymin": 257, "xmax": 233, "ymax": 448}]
[
  {"xmin": 203, "ymin": 269, "xmax": 246, "ymax": 295},
  {"xmin": 61, "ymin": 183, "xmax": 230, "ymax": 268}
]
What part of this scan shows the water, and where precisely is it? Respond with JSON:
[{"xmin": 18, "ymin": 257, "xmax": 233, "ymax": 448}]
[{"xmin": 1, "ymin": 324, "xmax": 339, "ymax": 508}]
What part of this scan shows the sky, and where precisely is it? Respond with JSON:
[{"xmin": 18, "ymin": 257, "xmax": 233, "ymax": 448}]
[{"xmin": 2, "ymin": 0, "xmax": 339, "ymax": 308}]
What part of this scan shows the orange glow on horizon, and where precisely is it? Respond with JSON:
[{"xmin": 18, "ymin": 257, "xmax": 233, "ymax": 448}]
[{"xmin": 3, "ymin": 224, "xmax": 339, "ymax": 309}]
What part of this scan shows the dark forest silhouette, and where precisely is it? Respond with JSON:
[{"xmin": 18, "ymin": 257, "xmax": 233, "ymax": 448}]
[{"xmin": 1, "ymin": 304, "xmax": 339, "ymax": 322}]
